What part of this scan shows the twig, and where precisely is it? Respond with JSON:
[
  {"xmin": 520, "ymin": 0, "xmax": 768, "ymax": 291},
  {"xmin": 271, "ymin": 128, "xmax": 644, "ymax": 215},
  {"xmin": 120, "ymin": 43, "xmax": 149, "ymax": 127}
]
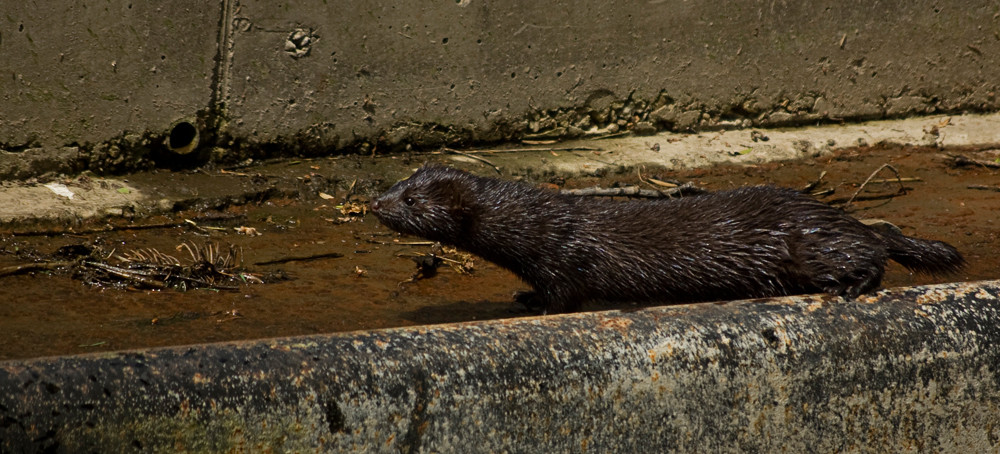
[
  {"xmin": 637, "ymin": 166, "xmax": 680, "ymax": 189},
  {"xmin": 867, "ymin": 177, "xmax": 922, "ymax": 184},
  {"xmin": 843, "ymin": 164, "xmax": 906, "ymax": 208},
  {"xmin": 802, "ymin": 171, "xmax": 827, "ymax": 193},
  {"xmin": 8, "ymin": 214, "xmax": 245, "ymax": 237},
  {"xmin": 441, "ymin": 148, "xmax": 501, "ymax": 174},
  {"xmin": 947, "ymin": 153, "xmax": 1000, "ymax": 169},
  {"xmin": 591, "ymin": 131, "xmax": 631, "ymax": 140},
  {"xmin": 254, "ymin": 252, "xmax": 345, "ymax": 266},
  {"xmin": 0, "ymin": 261, "xmax": 75, "ymax": 277},
  {"xmin": 82, "ymin": 261, "xmax": 168, "ymax": 289},
  {"xmin": 342, "ymin": 178, "xmax": 358, "ymax": 204},
  {"xmin": 10, "ymin": 222, "xmax": 186, "ymax": 237},
  {"xmin": 826, "ymin": 192, "xmax": 910, "ymax": 205},
  {"xmin": 562, "ymin": 182, "xmax": 705, "ymax": 198},
  {"xmin": 968, "ymin": 184, "xmax": 1000, "ymax": 192}
]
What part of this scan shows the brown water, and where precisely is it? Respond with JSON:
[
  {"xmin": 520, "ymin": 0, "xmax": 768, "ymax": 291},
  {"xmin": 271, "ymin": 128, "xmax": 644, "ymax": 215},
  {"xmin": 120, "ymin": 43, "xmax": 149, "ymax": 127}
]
[{"xmin": 1, "ymin": 144, "xmax": 997, "ymax": 360}]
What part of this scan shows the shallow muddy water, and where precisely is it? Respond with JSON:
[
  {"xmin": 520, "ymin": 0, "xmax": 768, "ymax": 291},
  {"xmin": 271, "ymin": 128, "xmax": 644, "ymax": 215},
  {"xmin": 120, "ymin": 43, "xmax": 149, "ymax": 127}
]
[{"xmin": 1, "ymin": 144, "xmax": 998, "ymax": 360}]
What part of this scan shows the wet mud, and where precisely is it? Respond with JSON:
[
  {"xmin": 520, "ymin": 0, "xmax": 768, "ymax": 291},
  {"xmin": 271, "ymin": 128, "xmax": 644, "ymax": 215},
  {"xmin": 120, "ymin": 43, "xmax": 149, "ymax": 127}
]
[{"xmin": 0, "ymin": 144, "xmax": 997, "ymax": 360}]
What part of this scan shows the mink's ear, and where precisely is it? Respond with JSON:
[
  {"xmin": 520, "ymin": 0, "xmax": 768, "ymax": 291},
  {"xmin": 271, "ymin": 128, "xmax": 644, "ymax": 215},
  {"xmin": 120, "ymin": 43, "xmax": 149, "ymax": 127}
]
[
  {"xmin": 434, "ymin": 179, "xmax": 476, "ymax": 217},
  {"xmin": 445, "ymin": 179, "xmax": 475, "ymax": 215}
]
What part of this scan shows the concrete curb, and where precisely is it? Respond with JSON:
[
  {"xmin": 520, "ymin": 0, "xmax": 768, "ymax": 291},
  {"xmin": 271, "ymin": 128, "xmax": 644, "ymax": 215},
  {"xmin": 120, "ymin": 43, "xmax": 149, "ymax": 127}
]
[{"xmin": 3, "ymin": 280, "xmax": 999, "ymax": 452}]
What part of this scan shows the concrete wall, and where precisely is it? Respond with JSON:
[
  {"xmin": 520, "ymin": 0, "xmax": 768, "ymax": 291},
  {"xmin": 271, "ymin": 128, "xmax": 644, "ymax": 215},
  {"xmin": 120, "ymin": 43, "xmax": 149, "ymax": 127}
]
[
  {"xmin": 2, "ymin": 280, "xmax": 1000, "ymax": 452},
  {"xmin": 2, "ymin": 1, "xmax": 999, "ymax": 173},
  {"xmin": 0, "ymin": 2, "xmax": 221, "ymax": 172}
]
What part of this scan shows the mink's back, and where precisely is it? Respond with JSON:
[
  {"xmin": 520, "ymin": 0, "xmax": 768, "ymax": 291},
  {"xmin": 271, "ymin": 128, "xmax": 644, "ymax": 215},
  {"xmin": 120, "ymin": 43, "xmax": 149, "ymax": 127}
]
[{"xmin": 474, "ymin": 185, "xmax": 887, "ymax": 308}]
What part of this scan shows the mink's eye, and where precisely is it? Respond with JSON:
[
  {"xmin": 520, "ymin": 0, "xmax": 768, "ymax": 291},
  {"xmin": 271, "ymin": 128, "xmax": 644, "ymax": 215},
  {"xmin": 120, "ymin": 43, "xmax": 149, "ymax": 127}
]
[{"xmin": 404, "ymin": 197, "xmax": 415, "ymax": 206}]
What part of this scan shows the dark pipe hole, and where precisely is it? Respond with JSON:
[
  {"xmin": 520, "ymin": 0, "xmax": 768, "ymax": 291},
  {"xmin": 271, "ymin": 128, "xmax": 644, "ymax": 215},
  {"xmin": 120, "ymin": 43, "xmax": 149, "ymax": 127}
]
[{"xmin": 169, "ymin": 121, "xmax": 197, "ymax": 150}]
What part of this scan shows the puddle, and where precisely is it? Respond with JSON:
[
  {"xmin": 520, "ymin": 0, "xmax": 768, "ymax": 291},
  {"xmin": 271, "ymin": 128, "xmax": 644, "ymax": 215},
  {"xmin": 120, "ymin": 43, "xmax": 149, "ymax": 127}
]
[{"xmin": 0, "ymin": 144, "xmax": 997, "ymax": 360}]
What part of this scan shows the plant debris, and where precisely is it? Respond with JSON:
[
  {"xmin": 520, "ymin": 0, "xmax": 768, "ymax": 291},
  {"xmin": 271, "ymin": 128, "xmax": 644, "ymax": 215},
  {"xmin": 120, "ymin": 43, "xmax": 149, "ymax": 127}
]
[
  {"xmin": 81, "ymin": 241, "xmax": 263, "ymax": 290},
  {"xmin": 395, "ymin": 243, "xmax": 477, "ymax": 283},
  {"xmin": 409, "ymin": 254, "xmax": 443, "ymax": 281},
  {"xmin": 0, "ymin": 241, "xmax": 265, "ymax": 291}
]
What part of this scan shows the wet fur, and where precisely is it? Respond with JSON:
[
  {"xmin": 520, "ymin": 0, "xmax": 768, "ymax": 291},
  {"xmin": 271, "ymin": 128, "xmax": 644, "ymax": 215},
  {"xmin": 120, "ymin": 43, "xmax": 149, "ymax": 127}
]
[{"xmin": 372, "ymin": 165, "xmax": 965, "ymax": 313}]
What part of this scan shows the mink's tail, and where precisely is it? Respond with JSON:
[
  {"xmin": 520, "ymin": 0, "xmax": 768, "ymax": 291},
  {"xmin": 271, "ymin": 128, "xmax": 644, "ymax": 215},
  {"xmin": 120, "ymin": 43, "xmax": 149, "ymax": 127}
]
[{"xmin": 881, "ymin": 231, "xmax": 966, "ymax": 275}]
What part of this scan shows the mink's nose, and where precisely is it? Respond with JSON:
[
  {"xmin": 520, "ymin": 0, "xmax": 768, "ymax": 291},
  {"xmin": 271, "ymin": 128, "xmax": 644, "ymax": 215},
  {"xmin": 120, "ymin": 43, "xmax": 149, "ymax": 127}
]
[{"xmin": 370, "ymin": 199, "xmax": 382, "ymax": 212}]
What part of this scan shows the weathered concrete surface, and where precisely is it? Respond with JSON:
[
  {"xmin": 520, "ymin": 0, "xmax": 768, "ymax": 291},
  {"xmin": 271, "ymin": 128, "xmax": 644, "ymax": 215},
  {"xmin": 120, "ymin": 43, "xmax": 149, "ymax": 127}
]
[
  {"xmin": 226, "ymin": 0, "xmax": 1000, "ymax": 149},
  {"xmin": 0, "ymin": 2, "xmax": 220, "ymax": 151},
  {"xmin": 2, "ymin": 1, "xmax": 1000, "ymax": 175},
  {"xmin": 2, "ymin": 280, "xmax": 999, "ymax": 452}
]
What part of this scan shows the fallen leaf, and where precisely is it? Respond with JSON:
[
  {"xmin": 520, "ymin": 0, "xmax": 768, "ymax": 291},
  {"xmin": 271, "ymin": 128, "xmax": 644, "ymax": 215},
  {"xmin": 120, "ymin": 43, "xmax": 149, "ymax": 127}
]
[{"xmin": 235, "ymin": 226, "xmax": 261, "ymax": 236}]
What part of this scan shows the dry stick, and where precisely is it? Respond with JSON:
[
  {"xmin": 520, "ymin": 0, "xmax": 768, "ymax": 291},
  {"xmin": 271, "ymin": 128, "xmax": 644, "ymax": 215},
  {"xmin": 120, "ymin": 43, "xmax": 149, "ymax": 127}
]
[
  {"xmin": 254, "ymin": 252, "xmax": 345, "ymax": 266},
  {"xmin": 591, "ymin": 131, "xmax": 631, "ymax": 140},
  {"xmin": 826, "ymin": 192, "xmax": 911, "ymax": 205},
  {"xmin": 82, "ymin": 261, "xmax": 168, "ymax": 289},
  {"xmin": 84, "ymin": 261, "xmax": 164, "ymax": 278},
  {"xmin": 948, "ymin": 153, "xmax": 1000, "ymax": 169},
  {"xmin": 393, "ymin": 241, "xmax": 437, "ymax": 246},
  {"xmin": 968, "ymin": 184, "xmax": 1000, "ymax": 192},
  {"xmin": 0, "ymin": 261, "xmax": 75, "ymax": 278},
  {"xmin": 868, "ymin": 177, "xmax": 923, "ymax": 184},
  {"xmin": 340, "ymin": 178, "xmax": 359, "ymax": 206},
  {"xmin": 843, "ymin": 164, "xmax": 906, "ymax": 208},
  {"xmin": 562, "ymin": 186, "xmax": 664, "ymax": 198},
  {"xmin": 9, "ymin": 221, "xmax": 187, "ymax": 237},
  {"xmin": 7, "ymin": 213, "xmax": 244, "ymax": 237},
  {"xmin": 561, "ymin": 182, "xmax": 704, "ymax": 198},
  {"xmin": 441, "ymin": 148, "xmax": 502, "ymax": 174},
  {"xmin": 636, "ymin": 166, "xmax": 680, "ymax": 190},
  {"xmin": 802, "ymin": 171, "xmax": 827, "ymax": 193}
]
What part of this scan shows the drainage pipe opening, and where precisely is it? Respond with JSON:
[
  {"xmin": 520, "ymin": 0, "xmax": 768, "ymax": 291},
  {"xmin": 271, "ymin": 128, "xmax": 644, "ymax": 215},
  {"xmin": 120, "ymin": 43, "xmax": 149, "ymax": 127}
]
[{"xmin": 166, "ymin": 120, "xmax": 200, "ymax": 155}]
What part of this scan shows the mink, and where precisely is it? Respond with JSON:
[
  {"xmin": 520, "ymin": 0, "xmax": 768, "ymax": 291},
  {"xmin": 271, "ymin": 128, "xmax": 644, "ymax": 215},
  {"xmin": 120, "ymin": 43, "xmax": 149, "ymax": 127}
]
[{"xmin": 371, "ymin": 165, "xmax": 965, "ymax": 314}]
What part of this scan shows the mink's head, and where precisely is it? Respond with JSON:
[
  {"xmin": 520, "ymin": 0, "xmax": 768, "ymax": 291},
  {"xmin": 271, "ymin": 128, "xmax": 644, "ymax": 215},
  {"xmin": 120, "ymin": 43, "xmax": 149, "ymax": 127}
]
[{"xmin": 371, "ymin": 165, "xmax": 478, "ymax": 243}]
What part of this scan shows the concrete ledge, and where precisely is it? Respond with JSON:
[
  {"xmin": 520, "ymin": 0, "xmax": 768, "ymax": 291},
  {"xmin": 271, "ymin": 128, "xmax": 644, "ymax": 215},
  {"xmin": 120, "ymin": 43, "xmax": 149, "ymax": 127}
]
[{"xmin": 3, "ymin": 280, "xmax": 1000, "ymax": 452}]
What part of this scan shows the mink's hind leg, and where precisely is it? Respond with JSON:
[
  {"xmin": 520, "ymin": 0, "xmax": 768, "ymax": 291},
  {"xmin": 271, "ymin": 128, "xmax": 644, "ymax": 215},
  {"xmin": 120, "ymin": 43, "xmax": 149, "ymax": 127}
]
[
  {"xmin": 813, "ymin": 266, "xmax": 885, "ymax": 298},
  {"xmin": 841, "ymin": 265, "xmax": 885, "ymax": 297},
  {"xmin": 790, "ymin": 231, "xmax": 889, "ymax": 299}
]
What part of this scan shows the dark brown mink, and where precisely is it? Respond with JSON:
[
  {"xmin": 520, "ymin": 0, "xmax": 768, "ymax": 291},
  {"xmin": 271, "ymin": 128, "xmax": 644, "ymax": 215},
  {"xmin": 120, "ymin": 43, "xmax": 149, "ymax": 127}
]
[{"xmin": 371, "ymin": 165, "xmax": 965, "ymax": 314}]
